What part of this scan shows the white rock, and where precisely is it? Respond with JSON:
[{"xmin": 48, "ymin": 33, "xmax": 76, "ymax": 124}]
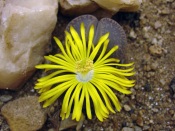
[
  {"xmin": 154, "ymin": 21, "xmax": 162, "ymax": 29},
  {"xmin": 129, "ymin": 29, "xmax": 137, "ymax": 39},
  {"xmin": 0, "ymin": 0, "xmax": 5, "ymax": 13},
  {"xmin": 91, "ymin": 0, "xmax": 142, "ymax": 12},
  {"xmin": 60, "ymin": 0, "xmax": 99, "ymax": 16},
  {"xmin": 123, "ymin": 104, "xmax": 131, "ymax": 111},
  {"xmin": 0, "ymin": 0, "xmax": 58, "ymax": 89}
]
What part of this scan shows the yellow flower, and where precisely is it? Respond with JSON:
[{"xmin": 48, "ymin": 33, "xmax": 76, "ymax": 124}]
[{"xmin": 34, "ymin": 22, "xmax": 135, "ymax": 122}]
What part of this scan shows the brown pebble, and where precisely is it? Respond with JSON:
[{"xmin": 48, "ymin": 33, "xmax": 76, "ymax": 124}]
[
  {"xmin": 143, "ymin": 54, "xmax": 151, "ymax": 63},
  {"xmin": 149, "ymin": 45, "xmax": 163, "ymax": 56},
  {"xmin": 136, "ymin": 116, "xmax": 143, "ymax": 127},
  {"xmin": 1, "ymin": 96, "xmax": 46, "ymax": 131},
  {"xmin": 150, "ymin": 62, "xmax": 158, "ymax": 70},
  {"xmin": 131, "ymin": 114, "xmax": 137, "ymax": 121},
  {"xmin": 143, "ymin": 65, "xmax": 151, "ymax": 71}
]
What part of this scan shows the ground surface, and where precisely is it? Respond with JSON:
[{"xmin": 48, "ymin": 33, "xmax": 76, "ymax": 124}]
[{"xmin": 0, "ymin": 0, "xmax": 175, "ymax": 130}]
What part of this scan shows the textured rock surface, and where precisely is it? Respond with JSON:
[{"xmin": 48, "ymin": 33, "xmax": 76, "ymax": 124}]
[
  {"xmin": 1, "ymin": 96, "xmax": 46, "ymax": 131},
  {"xmin": 60, "ymin": 0, "xmax": 99, "ymax": 16},
  {"xmin": 0, "ymin": 0, "xmax": 58, "ymax": 90},
  {"xmin": 59, "ymin": 0, "xmax": 141, "ymax": 17},
  {"xmin": 92, "ymin": 0, "xmax": 142, "ymax": 12},
  {"xmin": 0, "ymin": 0, "xmax": 5, "ymax": 14}
]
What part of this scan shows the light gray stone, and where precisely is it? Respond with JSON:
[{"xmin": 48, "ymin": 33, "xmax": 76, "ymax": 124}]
[
  {"xmin": 134, "ymin": 126, "xmax": 142, "ymax": 131},
  {"xmin": 129, "ymin": 29, "xmax": 137, "ymax": 39},
  {"xmin": 123, "ymin": 104, "xmax": 131, "ymax": 111},
  {"xmin": 154, "ymin": 21, "xmax": 162, "ymax": 29},
  {"xmin": 0, "ymin": 95, "xmax": 13, "ymax": 102},
  {"xmin": 0, "ymin": 0, "xmax": 58, "ymax": 90}
]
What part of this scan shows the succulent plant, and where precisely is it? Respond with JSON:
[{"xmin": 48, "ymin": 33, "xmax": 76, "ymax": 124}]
[{"xmin": 35, "ymin": 15, "xmax": 135, "ymax": 121}]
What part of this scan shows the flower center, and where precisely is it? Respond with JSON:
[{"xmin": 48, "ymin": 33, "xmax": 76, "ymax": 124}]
[{"xmin": 75, "ymin": 59, "xmax": 94, "ymax": 82}]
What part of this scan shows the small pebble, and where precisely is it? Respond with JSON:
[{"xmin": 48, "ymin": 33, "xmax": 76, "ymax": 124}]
[
  {"xmin": 129, "ymin": 29, "xmax": 137, "ymax": 39},
  {"xmin": 136, "ymin": 116, "xmax": 143, "ymax": 127},
  {"xmin": 151, "ymin": 38, "xmax": 158, "ymax": 44},
  {"xmin": 48, "ymin": 128, "xmax": 54, "ymax": 131},
  {"xmin": 143, "ymin": 65, "xmax": 151, "ymax": 71},
  {"xmin": 134, "ymin": 126, "xmax": 142, "ymax": 131},
  {"xmin": 143, "ymin": 54, "xmax": 151, "ymax": 63},
  {"xmin": 154, "ymin": 21, "xmax": 162, "ymax": 29},
  {"xmin": 131, "ymin": 114, "xmax": 137, "ymax": 121},
  {"xmin": 143, "ymin": 125, "xmax": 150, "ymax": 130},
  {"xmin": 149, "ymin": 45, "xmax": 163, "ymax": 56},
  {"xmin": 0, "ymin": 95, "xmax": 13, "ymax": 102},
  {"xmin": 83, "ymin": 127, "xmax": 92, "ymax": 131},
  {"xmin": 144, "ymin": 82, "xmax": 151, "ymax": 92},
  {"xmin": 124, "ymin": 104, "xmax": 131, "ymax": 112},
  {"xmin": 152, "ymin": 108, "xmax": 159, "ymax": 112},
  {"xmin": 150, "ymin": 62, "xmax": 158, "ymax": 70},
  {"xmin": 160, "ymin": 9, "xmax": 170, "ymax": 15},
  {"xmin": 122, "ymin": 127, "xmax": 134, "ymax": 131},
  {"xmin": 149, "ymin": 119, "xmax": 154, "ymax": 124},
  {"xmin": 160, "ymin": 79, "xmax": 166, "ymax": 86}
]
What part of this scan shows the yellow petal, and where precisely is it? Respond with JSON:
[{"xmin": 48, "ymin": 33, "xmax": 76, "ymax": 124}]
[
  {"xmin": 103, "ymin": 79, "xmax": 132, "ymax": 94},
  {"xmin": 65, "ymin": 84, "xmax": 78, "ymax": 119},
  {"xmin": 35, "ymin": 74, "xmax": 74, "ymax": 89},
  {"xmin": 87, "ymin": 82, "xmax": 109, "ymax": 121},
  {"xmin": 70, "ymin": 26, "xmax": 84, "ymax": 59},
  {"xmin": 87, "ymin": 25, "xmax": 95, "ymax": 57},
  {"xmin": 74, "ymin": 85, "xmax": 85, "ymax": 121},
  {"xmin": 38, "ymin": 86, "xmax": 51, "ymax": 93},
  {"xmin": 54, "ymin": 37, "xmax": 75, "ymax": 63},
  {"xmin": 43, "ymin": 92, "xmax": 61, "ymax": 108},
  {"xmin": 44, "ymin": 55, "xmax": 75, "ymax": 71},
  {"xmin": 90, "ymin": 79, "xmax": 115, "ymax": 113},
  {"xmin": 65, "ymin": 31, "xmax": 81, "ymax": 60},
  {"xmin": 72, "ymin": 83, "xmax": 83, "ymax": 120},
  {"xmin": 96, "ymin": 39, "xmax": 109, "ymax": 62},
  {"xmin": 84, "ymin": 83, "xmax": 92, "ymax": 119},
  {"xmin": 39, "ymin": 79, "xmax": 75, "ymax": 103},
  {"xmin": 37, "ymin": 70, "xmax": 67, "ymax": 82},
  {"xmin": 95, "ymin": 73, "xmax": 135, "ymax": 88},
  {"xmin": 35, "ymin": 64, "xmax": 74, "ymax": 72},
  {"xmin": 80, "ymin": 23, "xmax": 86, "ymax": 58},
  {"xmin": 95, "ymin": 66, "xmax": 135, "ymax": 76},
  {"xmin": 107, "ymin": 62, "xmax": 135, "ymax": 67},
  {"xmin": 93, "ymin": 78, "xmax": 121, "ymax": 111},
  {"xmin": 61, "ymin": 81, "xmax": 78, "ymax": 114},
  {"xmin": 65, "ymin": 37, "xmax": 77, "ymax": 61},
  {"xmin": 95, "ymin": 45, "xmax": 118, "ymax": 65},
  {"xmin": 89, "ymin": 34, "xmax": 109, "ymax": 60}
]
